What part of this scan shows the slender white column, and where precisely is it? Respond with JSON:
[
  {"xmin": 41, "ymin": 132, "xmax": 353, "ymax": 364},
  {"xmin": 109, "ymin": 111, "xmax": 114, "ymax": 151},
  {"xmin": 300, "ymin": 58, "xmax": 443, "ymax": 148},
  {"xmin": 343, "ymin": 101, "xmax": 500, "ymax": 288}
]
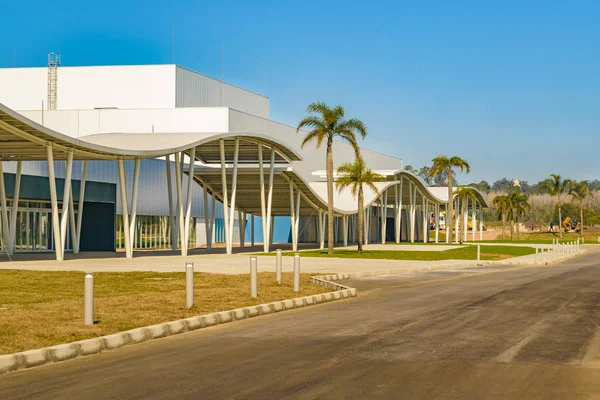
[
  {"xmin": 463, "ymin": 196, "xmax": 468, "ymax": 242},
  {"xmin": 435, "ymin": 203, "xmax": 440, "ymax": 243},
  {"xmin": 175, "ymin": 152, "xmax": 185, "ymax": 251},
  {"xmin": 258, "ymin": 143, "xmax": 267, "ymax": 252},
  {"xmin": 409, "ymin": 183, "xmax": 415, "ymax": 243},
  {"xmin": 227, "ymin": 140, "xmax": 239, "ymax": 254},
  {"xmin": 219, "ymin": 140, "xmax": 230, "ymax": 254},
  {"xmin": 395, "ymin": 177, "xmax": 403, "ymax": 243},
  {"xmin": 6, "ymin": 160, "xmax": 22, "ymax": 254},
  {"xmin": 210, "ymin": 191, "xmax": 216, "ymax": 248},
  {"xmin": 203, "ymin": 183, "xmax": 210, "ymax": 249},
  {"xmin": 472, "ymin": 200, "xmax": 477, "ymax": 242},
  {"xmin": 422, "ymin": 198, "xmax": 428, "ymax": 243},
  {"xmin": 289, "ymin": 181, "xmax": 296, "ymax": 251},
  {"xmin": 295, "ymin": 190, "xmax": 301, "ymax": 249},
  {"xmin": 165, "ymin": 154, "xmax": 176, "ymax": 251},
  {"xmin": 0, "ymin": 161, "xmax": 10, "ymax": 253},
  {"xmin": 183, "ymin": 147, "xmax": 197, "ymax": 256},
  {"xmin": 364, "ymin": 209, "xmax": 369, "ymax": 245},
  {"xmin": 128, "ymin": 159, "xmax": 141, "ymax": 255},
  {"xmin": 58, "ymin": 152, "xmax": 74, "ymax": 259},
  {"xmin": 318, "ymin": 210, "xmax": 325, "ymax": 249},
  {"xmin": 265, "ymin": 149, "xmax": 275, "ymax": 252},
  {"xmin": 117, "ymin": 159, "xmax": 132, "ymax": 258},
  {"xmin": 454, "ymin": 197, "xmax": 459, "ymax": 243},
  {"xmin": 343, "ymin": 215, "xmax": 348, "ymax": 247},
  {"xmin": 381, "ymin": 190, "xmax": 388, "ymax": 244}
]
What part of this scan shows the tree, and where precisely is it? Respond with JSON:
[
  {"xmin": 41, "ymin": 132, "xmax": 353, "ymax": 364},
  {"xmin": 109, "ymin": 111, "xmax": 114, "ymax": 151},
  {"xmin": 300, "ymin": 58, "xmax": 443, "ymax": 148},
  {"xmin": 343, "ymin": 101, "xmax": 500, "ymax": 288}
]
[
  {"xmin": 507, "ymin": 190, "xmax": 530, "ymax": 240},
  {"xmin": 336, "ymin": 156, "xmax": 386, "ymax": 253},
  {"xmin": 539, "ymin": 174, "xmax": 571, "ymax": 238},
  {"xmin": 468, "ymin": 180, "xmax": 491, "ymax": 193},
  {"xmin": 493, "ymin": 194, "xmax": 510, "ymax": 240},
  {"xmin": 569, "ymin": 180, "xmax": 591, "ymax": 236},
  {"xmin": 297, "ymin": 102, "xmax": 367, "ymax": 255},
  {"xmin": 428, "ymin": 156, "xmax": 471, "ymax": 244},
  {"xmin": 492, "ymin": 178, "xmax": 514, "ymax": 192},
  {"xmin": 454, "ymin": 186, "xmax": 476, "ymax": 241}
]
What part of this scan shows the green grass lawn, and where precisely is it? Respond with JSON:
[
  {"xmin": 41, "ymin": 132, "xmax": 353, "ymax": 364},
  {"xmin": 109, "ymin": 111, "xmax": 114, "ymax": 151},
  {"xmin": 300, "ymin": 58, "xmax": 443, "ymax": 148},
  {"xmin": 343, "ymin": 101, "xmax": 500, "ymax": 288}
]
[
  {"xmin": 268, "ymin": 245, "xmax": 534, "ymax": 261},
  {"xmin": 0, "ymin": 271, "xmax": 331, "ymax": 355},
  {"xmin": 467, "ymin": 231, "xmax": 599, "ymax": 245}
]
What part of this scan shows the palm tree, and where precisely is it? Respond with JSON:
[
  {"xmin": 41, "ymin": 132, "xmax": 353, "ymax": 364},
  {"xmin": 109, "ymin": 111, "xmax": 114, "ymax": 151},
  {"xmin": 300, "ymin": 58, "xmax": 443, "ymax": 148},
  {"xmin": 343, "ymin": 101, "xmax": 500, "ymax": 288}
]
[
  {"xmin": 569, "ymin": 180, "xmax": 590, "ymax": 236},
  {"xmin": 428, "ymin": 156, "xmax": 471, "ymax": 244},
  {"xmin": 539, "ymin": 174, "xmax": 571, "ymax": 238},
  {"xmin": 453, "ymin": 186, "xmax": 475, "ymax": 242},
  {"xmin": 336, "ymin": 156, "xmax": 385, "ymax": 253},
  {"xmin": 507, "ymin": 190, "xmax": 530, "ymax": 240},
  {"xmin": 297, "ymin": 102, "xmax": 367, "ymax": 255},
  {"xmin": 493, "ymin": 194, "xmax": 510, "ymax": 240}
]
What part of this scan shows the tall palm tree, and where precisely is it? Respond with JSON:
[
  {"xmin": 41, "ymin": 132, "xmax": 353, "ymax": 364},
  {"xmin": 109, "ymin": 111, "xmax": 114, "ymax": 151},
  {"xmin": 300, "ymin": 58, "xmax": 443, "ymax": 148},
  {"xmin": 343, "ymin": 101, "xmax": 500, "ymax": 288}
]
[
  {"xmin": 539, "ymin": 174, "xmax": 571, "ymax": 238},
  {"xmin": 507, "ymin": 190, "xmax": 530, "ymax": 240},
  {"xmin": 428, "ymin": 156, "xmax": 471, "ymax": 244},
  {"xmin": 336, "ymin": 156, "xmax": 385, "ymax": 253},
  {"xmin": 297, "ymin": 102, "xmax": 367, "ymax": 255},
  {"xmin": 569, "ymin": 180, "xmax": 590, "ymax": 236},
  {"xmin": 454, "ymin": 186, "xmax": 474, "ymax": 242},
  {"xmin": 493, "ymin": 194, "xmax": 510, "ymax": 240}
]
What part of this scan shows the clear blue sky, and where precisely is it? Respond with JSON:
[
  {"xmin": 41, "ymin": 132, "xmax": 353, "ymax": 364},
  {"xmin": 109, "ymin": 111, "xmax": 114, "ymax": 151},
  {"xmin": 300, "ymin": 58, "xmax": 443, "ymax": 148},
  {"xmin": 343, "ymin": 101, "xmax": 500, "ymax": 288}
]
[{"xmin": 2, "ymin": 0, "xmax": 599, "ymax": 185}]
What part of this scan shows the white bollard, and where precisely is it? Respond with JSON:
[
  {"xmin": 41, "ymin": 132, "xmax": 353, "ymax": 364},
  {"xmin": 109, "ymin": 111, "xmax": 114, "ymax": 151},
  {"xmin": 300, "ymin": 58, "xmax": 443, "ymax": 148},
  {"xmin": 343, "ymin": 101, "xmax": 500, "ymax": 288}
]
[
  {"xmin": 276, "ymin": 249, "xmax": 282, "ymax": 284},
  {"xmin": 293, "ymin": 253, "xmax": 300, "ymax": 292},
  {"xmin": 535, "ymin": 246, "xmax": 538, "ymax": 263},
  {"xmin": 477, "ymin": 244, "xmax": 481, "ymax": 261},
  {"xmin": 84, "ymin": 273, "xmax": 94, "ymax": 325},
  {"xmin": 186, "ymin": 262, "xmax": 194, "ymax": 309},
  {"xmin": 250, "ymin": 256, "xmax": 258, "ymax": 298}
]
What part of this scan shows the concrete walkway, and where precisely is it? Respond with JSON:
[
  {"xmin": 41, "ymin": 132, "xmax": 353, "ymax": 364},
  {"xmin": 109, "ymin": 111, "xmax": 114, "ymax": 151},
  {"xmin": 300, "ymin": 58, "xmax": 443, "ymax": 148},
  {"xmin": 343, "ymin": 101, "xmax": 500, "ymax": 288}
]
[{"xmin": 0, "ymin": 246, "xmax": 587, "ymax": 275}]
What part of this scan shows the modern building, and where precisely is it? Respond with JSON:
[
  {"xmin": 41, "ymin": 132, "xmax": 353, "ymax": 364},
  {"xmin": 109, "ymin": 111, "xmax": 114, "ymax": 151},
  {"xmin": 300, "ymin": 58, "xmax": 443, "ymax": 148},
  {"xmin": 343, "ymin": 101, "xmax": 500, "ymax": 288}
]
[{"xmin": 0, "ymin": 59, "xmax": 487, "ymax": 260}]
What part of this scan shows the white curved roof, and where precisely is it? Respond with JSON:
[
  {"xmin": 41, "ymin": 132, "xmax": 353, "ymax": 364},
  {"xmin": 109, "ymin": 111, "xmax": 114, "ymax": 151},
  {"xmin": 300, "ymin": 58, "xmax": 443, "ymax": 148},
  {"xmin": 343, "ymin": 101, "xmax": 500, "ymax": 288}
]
[{"xmin": 0, "ymin": 101, "xmax": 487, "ymax": 215}]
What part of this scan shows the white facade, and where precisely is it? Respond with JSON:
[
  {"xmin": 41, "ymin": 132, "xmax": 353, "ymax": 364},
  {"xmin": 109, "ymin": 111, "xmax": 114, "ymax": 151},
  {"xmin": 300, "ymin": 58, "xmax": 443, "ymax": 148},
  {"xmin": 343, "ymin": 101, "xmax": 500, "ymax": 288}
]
[{"xmin": 0, "ymin": 64, "xmax": 269, "ymax": 118}]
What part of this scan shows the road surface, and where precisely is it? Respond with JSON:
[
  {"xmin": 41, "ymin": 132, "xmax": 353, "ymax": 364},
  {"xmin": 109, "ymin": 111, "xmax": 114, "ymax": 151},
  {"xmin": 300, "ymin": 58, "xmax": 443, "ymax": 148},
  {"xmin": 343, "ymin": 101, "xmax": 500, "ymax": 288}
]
[{"xmin": 1, "ymin": 249, "xmax": 599, "ymax": 399}]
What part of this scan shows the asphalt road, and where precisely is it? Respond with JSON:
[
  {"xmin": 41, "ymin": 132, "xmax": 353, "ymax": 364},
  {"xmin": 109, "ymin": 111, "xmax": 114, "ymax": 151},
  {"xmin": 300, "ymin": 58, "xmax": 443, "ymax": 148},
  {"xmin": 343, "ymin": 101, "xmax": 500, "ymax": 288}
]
[{"xmin": 1, "ymin": 249, "xmax": 600, "ymax": 399}]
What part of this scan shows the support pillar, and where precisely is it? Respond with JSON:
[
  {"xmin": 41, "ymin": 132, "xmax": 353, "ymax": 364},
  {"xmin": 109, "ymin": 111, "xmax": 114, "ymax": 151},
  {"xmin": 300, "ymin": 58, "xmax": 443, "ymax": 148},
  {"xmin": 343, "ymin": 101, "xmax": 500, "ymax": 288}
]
[
  {"xmin": 381, "ymin": 190, "xmax": 388, "ymax": 244},
  {"xmin": 203, "ymin": 182, "xmax": 210, "ymax": 249},
  {"xmin": 175, "ymin": 153, "xmax": 185, "ymax": 252},
  {"xmin": 422, "ymin": 198, "xmax": 428, "ymax": 243},
  {"xmin": 0, "ymin": 161, "xmax": 10, "ymax": 254},
  {"xmin": 435, "ymin": 203, "xmax": 440, "ymax": 243},
  {"xmin": 183, "ymin": 147, "xmax": 197, "ymax": 256},
  {"xmin": 227, "ymin": 140, "xmax": 239, "ymax": 254},
  {"xmin": 343, "ymin": 215, "xmax": 348, "ymax": 247},
  {"xmin": 318, "ymin": 210, "xmax": 325, "ymax": 249},
  {"xmin": 219, "ymin": 140, "xmax": 230, "ymax": 254},
  {"xmin": 258, "ymin": 143, "xmax": 267, "ymax": 252},
  {"xmin": 165, "ymin": 154, "xmax": 176, "ymax": 251},
  {"xmin": 265, "ymin": 149, "xmax": 275, "ymax": 252},
  {"xmin": 395, "ymin": 177, "xmax": 403, "ymax": 243},
  {"xmin": 463, "ymin": 196, "xmax": 468, "ymax": 243},
  {"xmin": 472, "ymin": 200, "xmax": 477, "ymax": 242},
  {"xmin": 117, "ymin": 159, "xmax": 132, "ymax": 259}
]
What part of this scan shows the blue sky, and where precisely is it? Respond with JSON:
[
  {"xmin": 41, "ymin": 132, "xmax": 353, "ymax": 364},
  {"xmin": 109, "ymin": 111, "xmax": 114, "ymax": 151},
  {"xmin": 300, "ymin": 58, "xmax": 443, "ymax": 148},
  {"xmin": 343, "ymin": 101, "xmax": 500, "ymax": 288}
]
[{"xmin": 1, "ymin": 0, "xmax": 599, "ymax": 185}]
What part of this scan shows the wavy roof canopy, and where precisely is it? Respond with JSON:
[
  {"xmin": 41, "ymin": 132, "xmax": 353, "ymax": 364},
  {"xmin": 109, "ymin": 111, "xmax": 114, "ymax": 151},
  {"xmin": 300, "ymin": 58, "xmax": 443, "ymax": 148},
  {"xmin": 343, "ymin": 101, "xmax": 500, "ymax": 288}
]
[
  {"xmin": 0, "ymin": 101, "xmax": 487, "ymax": 215},
  {"xmin": 0, "ymin": 103, "xmax": 299, "ymax": 162}
]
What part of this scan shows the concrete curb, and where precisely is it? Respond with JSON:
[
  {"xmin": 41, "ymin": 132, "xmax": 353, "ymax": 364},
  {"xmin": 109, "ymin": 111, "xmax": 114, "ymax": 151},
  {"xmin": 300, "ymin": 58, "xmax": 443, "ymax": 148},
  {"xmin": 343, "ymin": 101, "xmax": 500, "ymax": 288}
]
[{"xmin": 0, "ymin": 276, "xmax": 357, "ymax": 375}]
